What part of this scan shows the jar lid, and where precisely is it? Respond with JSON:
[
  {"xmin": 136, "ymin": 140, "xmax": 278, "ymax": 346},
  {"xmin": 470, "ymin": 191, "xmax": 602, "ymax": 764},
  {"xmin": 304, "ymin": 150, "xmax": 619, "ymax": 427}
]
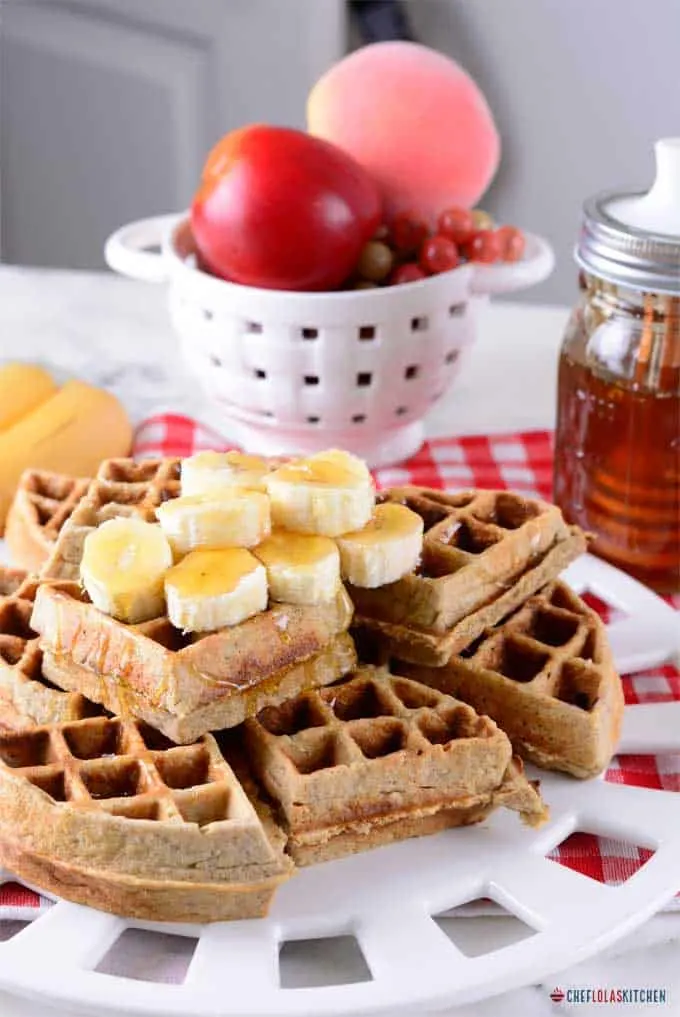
[{"xmin": 576, "ymin": 138, "xmax": 680, "ymax": 295}]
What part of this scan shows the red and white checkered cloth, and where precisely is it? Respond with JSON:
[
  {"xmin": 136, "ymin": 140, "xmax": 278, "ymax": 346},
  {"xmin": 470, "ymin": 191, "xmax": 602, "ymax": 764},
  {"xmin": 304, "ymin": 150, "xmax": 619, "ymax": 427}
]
[{"xmin": 1, "ymin": 419, "xmax": 678, "ymax": 921}]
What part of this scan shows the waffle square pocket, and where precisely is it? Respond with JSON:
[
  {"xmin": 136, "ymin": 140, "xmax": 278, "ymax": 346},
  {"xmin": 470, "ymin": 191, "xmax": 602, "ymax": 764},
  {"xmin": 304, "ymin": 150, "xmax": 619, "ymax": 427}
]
[
  {"xmin": 350, "ymin": 487, "xmax": 587, "ymax": 665},
  {"xmin": 6, "ymin": 469, "xmax": 91, "ymax": 574},
  {"xmin": 244, "ymin": 667, "xmax": 548, "ymax": 864},
  {"xmin": 398, "ymin": 582, "xmax": 625, "ymax": 778},
  {"xmin": 0, "ymin": 567, "xmax": 105, "ymax": 730},
  {"xmin": 0, "ymin": 715, "xmax": 292, "ymax": 922}
]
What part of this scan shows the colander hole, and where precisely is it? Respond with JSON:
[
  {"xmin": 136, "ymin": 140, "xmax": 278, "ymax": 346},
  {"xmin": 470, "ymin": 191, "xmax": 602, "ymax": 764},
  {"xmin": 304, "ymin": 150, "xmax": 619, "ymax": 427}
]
[
  {"xmin": 411, "ymin": 316, "xmax": 428, "ymax": 332},
  {"xmin": 246, "ymin": 321, "xmax": 263, "ymax": 334},
  {"xmin": 405, "ymin": 365, "xmax": 419, "ymax": 380},
  {"xmin": 352, "ymin": 414, "xmax": 366, "ymax": 424},
  {"xmin": 301, "ymin": 327, "xmax": 318, "ymax": 340},
  {"xmin": 396, "ymin": 407, "xmax": 409, "ymax": 416},
  {"xmin": 445, "ymin": 351, "xmax": 459, "ymax": 365},
  {"xmin": 254, "ymin": 369, "xmax": 267, "ymax": 379},
  {"xmin": 304, "ymin": 375, "xmax": 320, "ymax": 386},
  {"xmin": 449, "ymin": 304, "xmax": 464, "ymax": 317},
  {"xmin": 307, "ymin": 416, "xmax": 320, "ymax": 424},
  {"xmin": 210, "ymin": 354, "xmax": 222, "ymax": 367},
  {"xmin": 202, "ymin": 308, "xmax": 214, "ymax": 321},
  {"xmin": 358, "ymin": 326, "xmax": 376, "ymax": 341},
  {"xmin": 357, "ymin": 372, "xmax": 372, "ymax": 387}
]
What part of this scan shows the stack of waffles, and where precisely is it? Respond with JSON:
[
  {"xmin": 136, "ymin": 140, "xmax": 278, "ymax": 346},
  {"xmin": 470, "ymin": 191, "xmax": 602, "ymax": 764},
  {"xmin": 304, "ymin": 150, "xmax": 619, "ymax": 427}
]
[
  {"xmin": 0, "ymin": 453, "xmax": 624, "ymax": 924},
  {"xmin": 351, "ymin": 487, "xmax": 624, "ymax": 779}
]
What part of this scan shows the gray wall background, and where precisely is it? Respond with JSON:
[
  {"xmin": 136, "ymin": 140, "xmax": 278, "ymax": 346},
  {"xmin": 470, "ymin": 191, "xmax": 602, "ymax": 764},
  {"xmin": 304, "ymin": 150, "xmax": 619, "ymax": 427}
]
[
  {"xmin": 406, "ymin": 0, "xmax": 680, "ymax": 304},
  {"xmin": 1, "ymin": 0, "xmax": 679, "ymax": 306}
]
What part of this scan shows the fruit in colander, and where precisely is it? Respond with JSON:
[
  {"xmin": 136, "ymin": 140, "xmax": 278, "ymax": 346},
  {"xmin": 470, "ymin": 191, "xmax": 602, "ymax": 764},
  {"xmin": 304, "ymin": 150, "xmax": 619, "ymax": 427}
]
[
  {"xmin": 307, "ymin": 41, "xmax": 500, "ymax": 224},
  {"xmin": 191, "ymin": 125, "xmax": 381, "ymax": 291}
]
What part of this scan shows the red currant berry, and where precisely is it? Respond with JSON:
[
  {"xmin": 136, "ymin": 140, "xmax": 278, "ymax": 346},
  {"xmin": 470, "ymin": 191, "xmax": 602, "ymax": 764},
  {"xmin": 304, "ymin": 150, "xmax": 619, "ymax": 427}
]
[
  {"xmin": 437, "ymin": 207, "xmax": 475, "ymax": 246},
  {"xmin": 464, "ymin": 229, "xmax": 502, "ymax": 264},
  {"xmin": 391, "ymin": 212, "xmax": 429, "ymax": 255},
  {"xmin": 496, "ymin": 225, "xmax": 526, "ymax": 262},
  {"xmin": 419, "ymin": 235, "xmax": 460, "ymax": 275},
  {"xmin": 389, "ymin": 262, "xmax": 427, "ymax": 285}
]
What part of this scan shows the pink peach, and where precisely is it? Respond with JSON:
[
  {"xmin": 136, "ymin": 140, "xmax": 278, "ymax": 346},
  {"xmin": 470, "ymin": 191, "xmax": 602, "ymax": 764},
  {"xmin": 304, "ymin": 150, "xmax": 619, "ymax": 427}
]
[{"xmin": 307, "ymin": 41, "xmax": 500, "ymax": 224}]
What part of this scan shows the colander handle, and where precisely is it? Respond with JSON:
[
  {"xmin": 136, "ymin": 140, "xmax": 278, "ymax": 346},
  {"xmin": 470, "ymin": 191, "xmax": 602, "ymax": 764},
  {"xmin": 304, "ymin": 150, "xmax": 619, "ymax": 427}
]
[
  {"xmin": 104, "ymin": 214, "xmax": 180, "ymax": 283},
  {"xmin": 470, "ymin": 231, "xmax": 555, "ymax": 296}
]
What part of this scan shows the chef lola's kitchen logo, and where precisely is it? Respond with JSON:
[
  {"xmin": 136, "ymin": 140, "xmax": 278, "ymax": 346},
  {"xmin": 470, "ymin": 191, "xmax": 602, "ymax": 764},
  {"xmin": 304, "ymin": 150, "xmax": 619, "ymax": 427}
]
[{"xmin": 549, "ymin": 985, "xmax": 668, "ymax": 1005}]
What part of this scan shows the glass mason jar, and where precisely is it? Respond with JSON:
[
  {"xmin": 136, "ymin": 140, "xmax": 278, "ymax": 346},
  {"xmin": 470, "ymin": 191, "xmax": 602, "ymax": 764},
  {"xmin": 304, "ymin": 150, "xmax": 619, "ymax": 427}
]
[{"xmin": 553, "ymin": 140, "xmax": 680, "ymax": 594}]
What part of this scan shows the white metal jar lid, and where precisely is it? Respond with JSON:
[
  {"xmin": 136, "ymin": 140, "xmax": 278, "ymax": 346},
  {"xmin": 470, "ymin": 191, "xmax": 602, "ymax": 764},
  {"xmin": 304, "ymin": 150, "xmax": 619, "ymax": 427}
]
[{"xmin": 576, "ymin": 138, "xmax": 680, "ymax": 295}]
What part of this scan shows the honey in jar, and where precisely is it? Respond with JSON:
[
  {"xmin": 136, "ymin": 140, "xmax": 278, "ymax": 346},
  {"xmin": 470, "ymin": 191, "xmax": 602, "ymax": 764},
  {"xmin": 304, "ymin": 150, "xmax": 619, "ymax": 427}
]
[{"xmin": 554, "ymin": 139, "xmax": 680, "ymax": 594}]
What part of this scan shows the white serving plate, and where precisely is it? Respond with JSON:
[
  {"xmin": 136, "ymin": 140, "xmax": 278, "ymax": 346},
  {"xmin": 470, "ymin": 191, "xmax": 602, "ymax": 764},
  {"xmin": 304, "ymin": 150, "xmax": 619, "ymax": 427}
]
[{"xmin": 0, "ymin": 551, "xmax": 678, "ymax": 1017}]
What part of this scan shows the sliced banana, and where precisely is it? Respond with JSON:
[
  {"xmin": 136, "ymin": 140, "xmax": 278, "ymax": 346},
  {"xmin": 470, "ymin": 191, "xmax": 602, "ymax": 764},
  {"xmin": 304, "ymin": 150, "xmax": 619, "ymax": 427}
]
[
  {"xmin": 265, "ymin": 449, "xmax": 374, "ymax": 537},
  {"xmin": 81, "ymin": 517, "xmax": 173, "ymax": 623},
  {"xmin": 156, "ymin": 490, "xmax": 271, "ymax": 556},
  {"xmin": 181, "ymin": 450, "xmax": 274, "ymax": 495},
  {"xmin": 165, "ymin": 548, "xmax": 268, "ymax": 632},
  {"xmin": 336, "ymin": 503, "xmax": 424, "ymax": 588},
  {"xmin": 253, "ymin": 530, "xmax": 340, "ymax": 605}
]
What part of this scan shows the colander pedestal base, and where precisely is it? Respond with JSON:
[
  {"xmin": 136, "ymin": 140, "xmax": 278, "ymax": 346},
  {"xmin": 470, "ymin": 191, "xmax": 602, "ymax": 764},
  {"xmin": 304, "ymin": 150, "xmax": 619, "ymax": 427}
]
[{"xmin": 218, "ymin": 416, "xmax": 425, "ymax": 469}]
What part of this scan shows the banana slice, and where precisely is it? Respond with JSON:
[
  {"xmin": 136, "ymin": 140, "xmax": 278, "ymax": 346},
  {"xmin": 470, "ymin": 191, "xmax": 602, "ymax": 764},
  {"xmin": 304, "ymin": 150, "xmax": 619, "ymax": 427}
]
[
  {"xmin": 181, "ymin": 450, "xmax": 274, "ymax": 495},
  {"xmin": 81, "ymin": 518, "xmax": 173, "ymax": 623},
  {"xmin": 253, "ymin": 530, "xmax": 340, "ymax": 605},
  {"xmin": 265, "ymin": 449, "xmax": 374, "ymax": 537},
  {"xmin": 336, "ymin": 503, "xmax": 424, "ymax": 588},
  {"xmin": 165, "ymin": 547, "xmax": 268, "ymax": 632},
  {"xmin": 156, "ymin": 490, "xmax": 271, "ymax": 556}
]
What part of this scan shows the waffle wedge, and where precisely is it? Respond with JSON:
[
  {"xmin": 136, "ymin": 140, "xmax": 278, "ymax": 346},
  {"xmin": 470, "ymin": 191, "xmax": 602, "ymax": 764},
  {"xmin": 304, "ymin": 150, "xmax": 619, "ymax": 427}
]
[
  {"xmin": 31, "ymin": 581, "xmax": 357, "ymax": 743},
  {"xmin": 41, "ymin": 458, "xmax": 181, "ymax": 581},
  {"xmin": 350, "ymin": 487, "xmax": 587, "ymax": 665},
  {"xmin": 0, "ymin": 715, "xmax": 292, "ymax": 922},
  {"xmin": 0, "ymin": 568, "xmax": 104, "ymax": 731},
  {"xmin": 397, "ymin": 582, "xmax": 624, "ymax": 778},
  {"xmin": 6, "ymin": 469, "xmax": 90, "ymax": 574},
  {"xmin": 243, "ymin": 668, "xmax": 548, "ymax": 865}
]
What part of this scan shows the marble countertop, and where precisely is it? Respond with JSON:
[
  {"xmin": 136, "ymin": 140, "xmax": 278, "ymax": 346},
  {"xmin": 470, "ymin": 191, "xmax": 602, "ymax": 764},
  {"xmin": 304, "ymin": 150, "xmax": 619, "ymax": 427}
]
[
  {"xmin": 0, "ymin": 264, "xmax": 569, "ymax": 437},
  {"xmin": 0, "ymin": 264, "xmax": 677, "ymax": 1017}
]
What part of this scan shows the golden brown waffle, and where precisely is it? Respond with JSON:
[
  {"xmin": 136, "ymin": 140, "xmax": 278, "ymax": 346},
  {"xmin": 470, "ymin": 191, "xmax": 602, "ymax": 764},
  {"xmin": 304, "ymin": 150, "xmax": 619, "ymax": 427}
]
[
  {"xmin": 6, "ymin": 470, "xmax": 91, "ymax": 574},
  {"xmin": 32, "ymin": 581, "xmax": 357, "ymax": 743},
  {"xmin": 244, "ymin": 668, "xmax": 548, "ymax": 865},
  {"xmin": 41, "ymin": 458, "xmax": 181, "ymax": 580},
  {"xmin": 350, "ymin": 486, "xmax": 587, "ymax": 665},
  {"xmin": 0, "ymin": 569, "xmax": 104, "ymax": 731},
  {"xmin": 0, "ymin": 715, "xmax": 292, "ymax": 922},
  {"xmin": 397, "ymin": 582, "xmax": 624, "ymax": 779}
]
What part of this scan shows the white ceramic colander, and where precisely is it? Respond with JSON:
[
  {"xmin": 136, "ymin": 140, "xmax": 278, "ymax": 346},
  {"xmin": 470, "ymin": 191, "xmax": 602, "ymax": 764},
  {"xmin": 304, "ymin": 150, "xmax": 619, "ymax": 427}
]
[{"xmin": 105, "ymin": 214, "xmax": 554, "ymax": 467}]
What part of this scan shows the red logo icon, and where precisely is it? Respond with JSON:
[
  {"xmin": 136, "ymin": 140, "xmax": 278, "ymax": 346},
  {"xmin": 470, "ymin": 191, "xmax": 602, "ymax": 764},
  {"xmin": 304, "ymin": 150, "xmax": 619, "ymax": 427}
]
[{"xmin": 550, "ymin": 987, "xmax": 565, "ymax": 1003}]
